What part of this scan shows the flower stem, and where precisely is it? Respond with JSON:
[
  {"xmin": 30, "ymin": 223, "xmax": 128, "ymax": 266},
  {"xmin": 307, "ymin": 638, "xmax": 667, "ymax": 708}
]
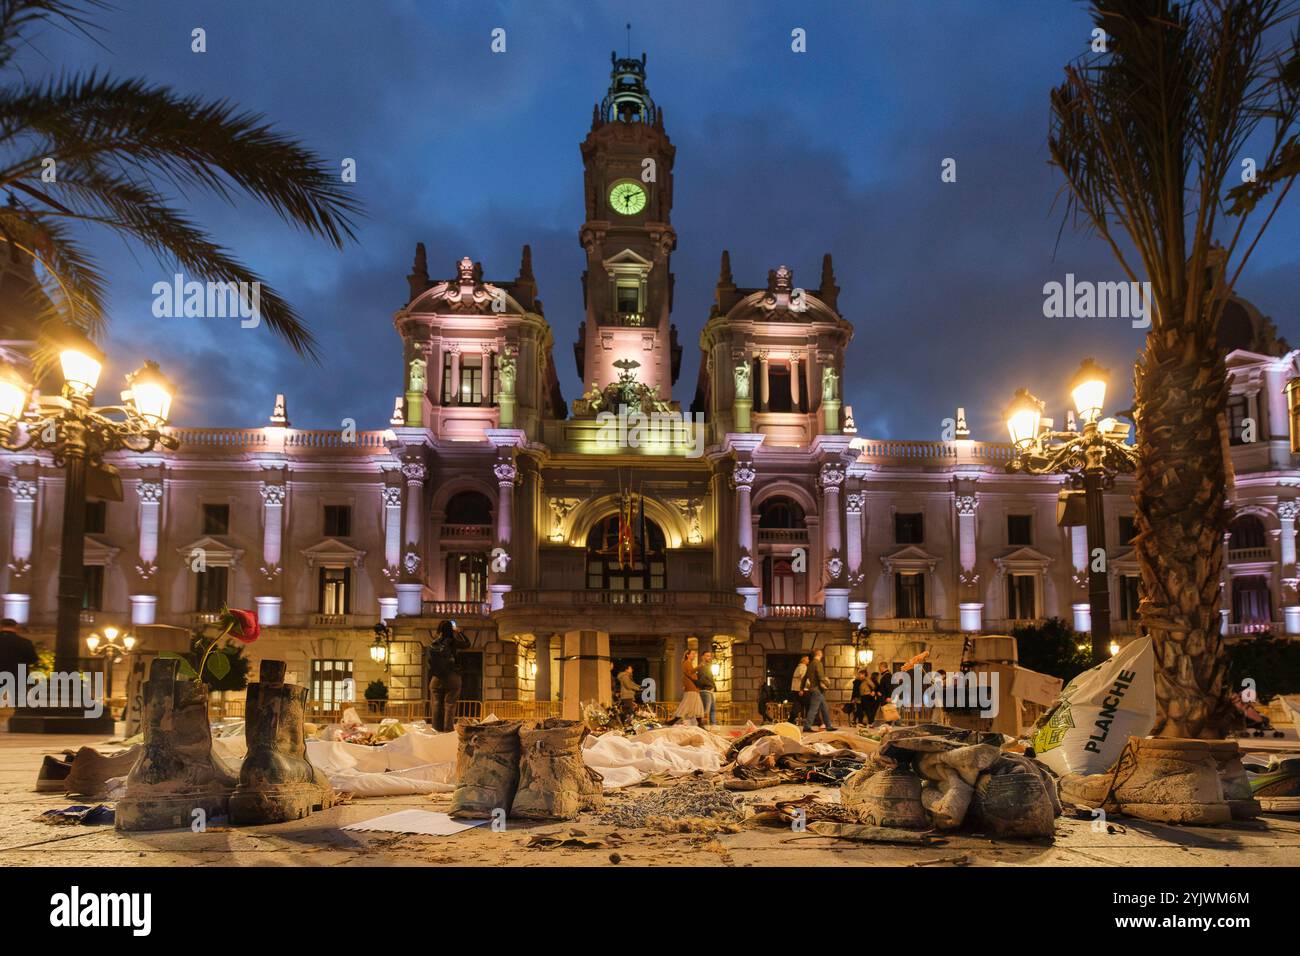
[{"xmin": 196, "ymin": 623, "xmax": 233, "ymax": 684}]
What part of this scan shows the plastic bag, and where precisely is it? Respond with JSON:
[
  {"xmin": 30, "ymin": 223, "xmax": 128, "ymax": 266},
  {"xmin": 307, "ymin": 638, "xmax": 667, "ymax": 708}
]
[{"xmin": 1032, "ymin": 637, "xmax": 1155, "ymax": 776}]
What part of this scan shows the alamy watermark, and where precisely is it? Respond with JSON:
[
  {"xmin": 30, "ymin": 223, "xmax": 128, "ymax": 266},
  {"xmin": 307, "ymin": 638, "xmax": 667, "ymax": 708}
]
[
  {"xmin": 595, "ymin": 403, "xmax": 706, "ymax": 458},
  {"xmin": 0, "ymin": 666, "xmax": 104, "ymax": 718},
  {"xmin": 890, "ymin": 665, "xmax": 999, "ymax": 717},
  {"xmin": 151, "ymin": 273, "xmax": 262, "ymax": 328},
  {"xmin": 1043, "ymin": 273, "xmax": 1152, "ymax": 329}
]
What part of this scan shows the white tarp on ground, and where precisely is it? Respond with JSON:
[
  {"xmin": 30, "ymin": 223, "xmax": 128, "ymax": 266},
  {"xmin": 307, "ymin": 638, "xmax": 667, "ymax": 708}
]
[
  {"xmin": 209, "ymin": 719, "xmax": 739, "ymax": 796},
  {"xmin": 212, "ymin": 722, "xmax": 461, "ymax": 797},
  {"xmin": 580, "ymin": 725, "xmax": 730, "ymax": 789}
]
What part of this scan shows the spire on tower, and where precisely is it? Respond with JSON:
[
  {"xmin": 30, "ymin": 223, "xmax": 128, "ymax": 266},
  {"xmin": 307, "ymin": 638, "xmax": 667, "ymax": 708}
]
[
  {"xmin": 600, "ymin": 48, "xmax": 657, "ymax": 124},
  {"xmin": 819, "ymin": 253, "xmax": 840, "ymax": 310},
  {"xmin": 718, "ymin": 249, "xmax": 733, "ymax": 286},
  {"xmin": 518, "ymin": 244, "xmax": 534, "ymax": 282},
  {"xmin": 407, "ymin": 242, "xmax": 429, "ymax": 301}
]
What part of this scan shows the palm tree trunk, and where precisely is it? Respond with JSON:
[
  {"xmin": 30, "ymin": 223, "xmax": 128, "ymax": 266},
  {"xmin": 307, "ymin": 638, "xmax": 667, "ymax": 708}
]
[{"xmin": 1133, "ymin": 309, "xmax": 1234, "ymax": 737}]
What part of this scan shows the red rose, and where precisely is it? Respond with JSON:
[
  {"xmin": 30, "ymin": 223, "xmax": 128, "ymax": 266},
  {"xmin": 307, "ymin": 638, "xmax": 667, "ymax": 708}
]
[{"xmin": 222, "ymin": 607, "xmax": 260, "ymax": 643}]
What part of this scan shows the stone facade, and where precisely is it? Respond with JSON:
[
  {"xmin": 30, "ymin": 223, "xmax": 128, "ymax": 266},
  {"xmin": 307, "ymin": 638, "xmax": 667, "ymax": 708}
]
[{"xmin": 3, "ymin": 52, "xmax": 1299, "ymax": 719}]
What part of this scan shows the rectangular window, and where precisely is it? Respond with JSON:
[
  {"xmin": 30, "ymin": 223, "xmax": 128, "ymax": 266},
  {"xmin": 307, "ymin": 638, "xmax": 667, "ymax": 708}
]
[
  {"xmin": 1007, "ymin": 514, "xmax": 1033, "ymax": 546},
  {"xmin": 460, "ymin": 354, "xmax": 483, "ymax": 405},
  {"xmin": 82, "ymin": 565, "xmax": 104, "ymax": 611},
  {"xmin": 452, "ymin": 553, "xmax": 487, "ymax": 602},
  {"xmin": 310, "ymin": 659, "xmax": 354, "ymax": 706},
  {"xmin": 203, "ymin": 504, "xmax": 230, "ymax": 535},
  {"xmin": 616, "ymin": 282, "xmax": 640, "ymax": 314},
  {"xmin": 1006, "ymin": 574, "xmax": 1037, "ymax": 619},
  {"xmin": 84, "ymin": 500, "xmax": 107, "ymax": 534},
  {"xmin": 1117, "ymin": 515, "xmax": 1138, "ymax": 545},
  {"xmin": 894, "ymin": 572, "xmax": 926, "ymax": 618},
  {"xmin": 1119, "ymin": 575, "xmax": 1143, "ymax": 621},
  {"xmin": 767, "ymin": 364, "xmax": 793, "ymax": 412},
  {"xmin": 1226, "ymin": 395, "xmax": 1250, "ymax": 446},
  {"xmin": 894, "ymin": 512, "xmax": 924, "ymax": 544},
  {"xmin": 195, "ymin": 566, "xmax": 228, "ymax": 611},
  {"xmin": 318, "ymin": 567, "xmax": 351, "ymax": 615},
  {"xmin": 323, "ymin": 505, "xmax": 352, "ymax": 537}
]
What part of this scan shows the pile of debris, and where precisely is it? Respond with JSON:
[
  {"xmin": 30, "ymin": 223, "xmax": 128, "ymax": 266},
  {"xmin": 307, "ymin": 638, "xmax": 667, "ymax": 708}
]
[
  {"xmin": 840, "ymin": 723, "xmax": 1061, "ymax": 838},
  {"xmin": 598, "ymin": 776, "xmax": 744, "ymax": 832},
  {"xmin": 723, "ymin": 723, "xmax": 876, "ymax": 790}
]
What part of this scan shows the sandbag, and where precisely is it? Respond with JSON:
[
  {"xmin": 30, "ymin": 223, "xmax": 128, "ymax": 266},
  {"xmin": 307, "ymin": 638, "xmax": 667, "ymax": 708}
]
[
  {"xmin": 841, "ymin": 766, "xmax": 927, "ymax": 829},
  {"xmin": 449, "ymin": 719, "xmax": 524, "ymax": 819},
  {"xmin": 512, "ymin": 719, "xmax": 604, "ymax": 820},
  {"xmin": 1032, "ymin": 637, "xmax": 1155, "ymax": 776}
]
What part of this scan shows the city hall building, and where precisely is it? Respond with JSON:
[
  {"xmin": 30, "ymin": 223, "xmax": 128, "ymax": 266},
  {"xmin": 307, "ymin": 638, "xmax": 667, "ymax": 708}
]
[{"xmin": 3, "ymin": 54, "xmax": 1299, "ymax": 718}]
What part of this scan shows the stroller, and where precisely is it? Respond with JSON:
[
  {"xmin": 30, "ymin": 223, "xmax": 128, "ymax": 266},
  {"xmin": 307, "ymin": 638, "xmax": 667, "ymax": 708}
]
[{"xmin": 1231, "ymin": 692, "xmax": 1285, "ymax": 739}]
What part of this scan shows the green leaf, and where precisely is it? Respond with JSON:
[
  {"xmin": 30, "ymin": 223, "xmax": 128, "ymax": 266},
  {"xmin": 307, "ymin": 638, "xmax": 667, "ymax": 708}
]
[
  {"xmin": 205, "ymin": 649, "xmax": 231, "ymax": 681},
  {"xmin": 159, "ymin": 651, "xmax": 198, "ymax": 680}
]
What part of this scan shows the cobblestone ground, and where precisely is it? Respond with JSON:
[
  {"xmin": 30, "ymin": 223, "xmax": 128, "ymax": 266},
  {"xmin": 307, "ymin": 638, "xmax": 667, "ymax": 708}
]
[{"xmin": 2, "ymin": 733, "xmax": 1299, "ymax": 867}]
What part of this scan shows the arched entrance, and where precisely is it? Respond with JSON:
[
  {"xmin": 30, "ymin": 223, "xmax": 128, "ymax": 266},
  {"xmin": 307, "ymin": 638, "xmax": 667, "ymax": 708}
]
[{"xmin": 585, "ymin": 513, "xmax": 667, "ymax": 591}]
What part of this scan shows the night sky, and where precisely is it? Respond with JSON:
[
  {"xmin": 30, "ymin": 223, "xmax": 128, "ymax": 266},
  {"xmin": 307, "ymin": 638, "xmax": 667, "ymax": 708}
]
[{"xmin": 19, "ymin": 0, "xmax": 1300, "ymax": 441}]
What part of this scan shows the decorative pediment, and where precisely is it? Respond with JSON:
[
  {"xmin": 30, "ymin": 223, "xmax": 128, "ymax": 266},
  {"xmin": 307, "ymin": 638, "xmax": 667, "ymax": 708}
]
[
  {"xmin": 1110, "ymin": 546, "xmax": 1140, "ymax": 575},
  {"xmin": 994, "ymin": 546, "xmax": 1053, "ymax": 575},
  {"xmin": 881, "ymin": 545, "xmax": 939, "ymax": 574},
  {"xmin": 603, "ymin": 248, "xmax": 654, "ymax": 274},
  {"xmin": 301, "ymin": 538, "xmax": 367, "ymax": 569},
  {"xmin": 175, "ymin": 536, "xmax": 243, "ymax": 568},
  {"xmin": 83, "ymin": 535, "xmax": 121, "ymax": 568}
]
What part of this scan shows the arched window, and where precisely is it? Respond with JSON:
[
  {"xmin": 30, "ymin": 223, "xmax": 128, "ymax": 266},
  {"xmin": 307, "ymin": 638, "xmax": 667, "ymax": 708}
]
[
  {"xmin": 585, "ymin": 513, "xmax": 666, "ymax": 590},
  {"xmin": 445, "ymin": 491, "xmax": 493, "ymax": 526},
  {"xmin": 1228, "ymin": 514, "xmax": 1267, "ymax": 551},
  {"xmin": 758, "ymin": 496, "xmax": 806, "ymax": 529},
  {"xmin": 1231, "ymin": 575, "xmax": 1272, "ymax": 630}
]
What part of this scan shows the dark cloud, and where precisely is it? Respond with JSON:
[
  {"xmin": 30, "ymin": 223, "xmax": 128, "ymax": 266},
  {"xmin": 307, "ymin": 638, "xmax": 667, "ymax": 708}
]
[{"xmin": 13, "ymin": 0, "xmax": 1299, "ymax": 439}]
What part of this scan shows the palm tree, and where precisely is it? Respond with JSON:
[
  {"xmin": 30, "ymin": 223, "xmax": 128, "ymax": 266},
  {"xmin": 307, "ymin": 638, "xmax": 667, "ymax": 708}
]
[
  {"xmin": 0, "ymin": 0, "xmax": 359, "ymax": 363},
  {"xmin": 1049, "ymin": 0, "xmax": 1300, "ymax": 737}
]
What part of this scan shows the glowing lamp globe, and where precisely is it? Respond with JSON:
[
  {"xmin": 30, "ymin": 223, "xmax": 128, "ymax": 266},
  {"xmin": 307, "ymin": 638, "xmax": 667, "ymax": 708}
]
[
  {"xmin": 124, "ymin": 360, "xmax": 175, "ymax": 428},
  {"xmin": 1003, "ymin": 388, "xmax": 1044, "ymax": 450},
  {"xmin": 0, "ymin": 362, "xmax": 31, "ymax": 427},
  {"xmin": 58, "ymin": 331, "xmax": 105, "ymax": 399},
  {"xmin": 1069, "ymin": 358, "xmax": 1109, "ymax": 424}
]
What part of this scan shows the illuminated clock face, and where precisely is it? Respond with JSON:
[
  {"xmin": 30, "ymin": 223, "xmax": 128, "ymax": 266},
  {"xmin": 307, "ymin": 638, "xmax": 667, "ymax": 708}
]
[{"xmin": 609, "ymin": 181, "xmax": 647, "ymax": 216}]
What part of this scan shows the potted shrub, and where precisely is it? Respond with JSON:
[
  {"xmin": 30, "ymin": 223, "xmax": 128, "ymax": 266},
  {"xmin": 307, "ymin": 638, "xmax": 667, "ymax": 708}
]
[{"xmin": 364, "ymin": 679, "xmax": 389, "ymax": 715}]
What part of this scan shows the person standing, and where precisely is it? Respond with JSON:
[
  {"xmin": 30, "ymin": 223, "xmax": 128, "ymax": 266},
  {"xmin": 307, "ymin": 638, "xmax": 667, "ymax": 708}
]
[
  {"xmin": 790, "ymin": 654, "xmax": 809, "ymax": 727},
  {"xmin": 801, "ymin": 648, "xmax": 836, "ymax": 732},
  {"xmin": 696, "ymin": 649, "xmax": 717, "ymax": 726},
  {"xmin": 675, "ymin": 649, "xmax": 706, "ymax": 726},
  {"xmin": 426, "ymin": 619, "xmax": 470, "ymax": 732},
  {"xmin": 616, "ymin": 663, "xmax": 640, "ymax": 721},
  {"xmin": 850, "ymin": 668, "xmax": 869, "ymax": 726}
]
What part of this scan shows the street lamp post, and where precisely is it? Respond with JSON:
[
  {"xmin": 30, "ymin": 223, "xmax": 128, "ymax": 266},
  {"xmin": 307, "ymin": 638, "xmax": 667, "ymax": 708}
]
[
  {"xmin": 1003, "ymin": 359, "xmax": 1137, "ymax": 666},
  {"xmin": 85, "ymin": 626, "xmax": 136, "ymax": 700},
  {"xmin": 0, "ymin": 332, "xmax": 177, "ymax": 732}
]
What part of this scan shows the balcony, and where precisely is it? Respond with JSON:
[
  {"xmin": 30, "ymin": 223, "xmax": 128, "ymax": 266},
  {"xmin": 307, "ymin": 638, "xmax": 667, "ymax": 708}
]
[
  {"xmin": 759, "ymin": 604, "xmax": 825, "ymax": 620},
  {"xmin": 420, "ymin": 600, "xmax": 491, "ymax": 619},
  {"xmin": 601, "ymin": 311, "xmax": 649, "ymax": 328},
  {"xmin": 1227, "ymin": 547, "xmax": 1273, "ymax": 564},
  {"xmin": 494, "ymin": 588, "xmax": 753, "ymax": 636},
  {"xmin": 441, "ymin": 524, "xmax": 491, "ymax": 540},
  {"xmin": 757, "ymin": 528, "xmax": 809, "ymax": 545},
  {"xmin": 1226, "ymin": 621, "xmax": 1282, "ymax": 637},
  {"xmin": 310, "ymin": 613, "xmax": 354, "ymax": 628}
]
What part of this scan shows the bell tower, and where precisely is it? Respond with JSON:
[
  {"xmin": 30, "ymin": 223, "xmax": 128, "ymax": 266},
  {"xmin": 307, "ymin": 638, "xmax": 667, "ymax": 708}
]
[{"xmin": 574, "ymin": 51, "xmax": 681, "ymax": 408}]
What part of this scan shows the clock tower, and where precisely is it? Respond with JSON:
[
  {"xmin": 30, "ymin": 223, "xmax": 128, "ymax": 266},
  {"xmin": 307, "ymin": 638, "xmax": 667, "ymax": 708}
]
[{"xmin": 574, "ymin": 51, "xmax": 682, "ymax": 407}]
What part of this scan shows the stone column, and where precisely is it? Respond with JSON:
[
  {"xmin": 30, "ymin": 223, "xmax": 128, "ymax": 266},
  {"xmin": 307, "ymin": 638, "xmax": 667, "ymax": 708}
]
[
  {"xmin": 821, "ymin": 462, "xmax": 849, "ymax": 619},
  {"xmin": 560, "ymin": 629, "xmax": 611, "ymax": 720},
  {"xmin": 955, "ymin": 493, "xmax": 982, "ymax": 631},
  {"xmin": 846, "ymin": 489, "xmax": 868, "ymax": 625},
  {"xmin": 449, "ymin": 345, "xmax": 461, "ymax": 405},
  {"xmin": 127, "ymin": 480, "xmax": 165, "ymax": 626},
  {"xmin": 731, "ymin": 460, "xmax": 759, "ymax": 612},
  {"xmin": 758, "ymin": 351, "xmax": 770, "ymax": 412},
  {"xmin": 534, "ymin": 634, "xmax": 554, "ymax": 701},
  {"xmin": 382, "ymin": 484, "xmax": 403, "ymax": 581},
  {"xmin": 789, "ymin": 354, "xmax": 801, "ymax": 411},
  {"xmin": 396, "ymin": 460, "xmax": 427, "ymax": 616},
  {"xmin": 2, "ymin": 479, "xmax": 37, "ymax": 623},
  {"xmin": 1280, "ymin": 501, "xmax": 1300, "ymax": 634},
  {"xmin": 489, "ymin": 458, "xmax": 518, "ymax": 611},
  {"xmin": 251, "ymin": 481, "xmax": 286, "ymax": 627}
]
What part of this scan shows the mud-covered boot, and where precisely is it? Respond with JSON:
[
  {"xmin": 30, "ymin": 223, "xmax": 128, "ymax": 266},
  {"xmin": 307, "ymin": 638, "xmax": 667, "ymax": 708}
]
[
  {"xmin": 116, "ymin": 658, "xmax": 235, "ymax": 831},
  {"xmin": 1207, "ymin": 740, "xmax": 1262, "ymax": 820},
  {"xmin": 229, "ymin": 660, "xmax": 336, "ymax": 825}
]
